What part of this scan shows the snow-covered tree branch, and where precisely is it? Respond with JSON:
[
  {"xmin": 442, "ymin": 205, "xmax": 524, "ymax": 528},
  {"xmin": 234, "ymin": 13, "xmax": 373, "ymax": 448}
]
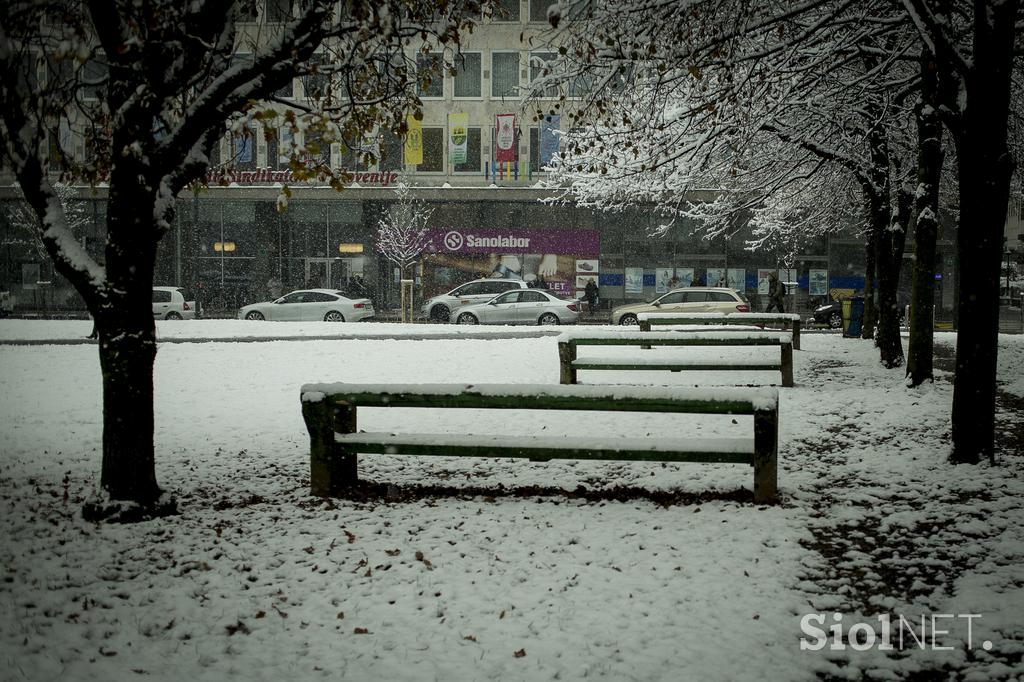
[{"xmin": 375, "ymin": 182, "xmax": 435, "ymax": 276}]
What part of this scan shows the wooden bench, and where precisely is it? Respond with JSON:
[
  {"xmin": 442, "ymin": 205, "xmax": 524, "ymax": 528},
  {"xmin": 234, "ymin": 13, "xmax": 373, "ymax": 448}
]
[
  {"xmin": 300, "ymin": 382, "xmax": 779, "ymax": 503},
  {"xmin": 558, "ymin": 330, "xmax": 794, "ymax": 387},
  {"xmin": 637, "ymin": 312, "xmax": 803, "ymax": 350}
]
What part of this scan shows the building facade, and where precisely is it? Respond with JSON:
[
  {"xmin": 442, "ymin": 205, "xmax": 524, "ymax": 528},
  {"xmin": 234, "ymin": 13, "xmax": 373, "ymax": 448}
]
[{"xmin": 0, "ymin": 0, "xmax": 961, "ymax": 318}]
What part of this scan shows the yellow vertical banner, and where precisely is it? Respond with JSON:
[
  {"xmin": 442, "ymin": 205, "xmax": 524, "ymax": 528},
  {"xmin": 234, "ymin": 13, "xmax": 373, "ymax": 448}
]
[{"xmin": 404, "ymin": 116, "xmax": 423, "ymax": 165}]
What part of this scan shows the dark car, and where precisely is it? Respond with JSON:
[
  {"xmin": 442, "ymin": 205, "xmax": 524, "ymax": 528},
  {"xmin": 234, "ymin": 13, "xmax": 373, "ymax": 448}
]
[
  {"xmin": 810, "ymin": 297, "xmax": 907, "ymax": 329},
  {"xmin": 811, "ymin": 300, "xmax": 844, "ymax": 328}
]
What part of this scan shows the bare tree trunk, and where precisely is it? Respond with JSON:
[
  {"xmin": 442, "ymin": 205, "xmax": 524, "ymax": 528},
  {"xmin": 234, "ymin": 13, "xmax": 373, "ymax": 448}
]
[
  {"xmin": 948, "ymin": 2, "xmax": 1017, "ymax": 465},
  {"xmin": 906, "ymin": 54, "xmax": 943, "ymax": 386},
  {"xmin": 97, "ymin": 306, "xmax": 160, "ymax": 503},
  {"xmin": 860, "ymin": 113, "xmax": 905, "ymax": 366},
  {"xmin": 82, "ymin": 150, "xmax": 171, "ymax": 519},
  {"xmin": 876, "ymin": 188, "xmax": 908, "ymax": 368},
  {"xmin": 862, "ymin": 225, "xmax": 878, "ymax": 340}
]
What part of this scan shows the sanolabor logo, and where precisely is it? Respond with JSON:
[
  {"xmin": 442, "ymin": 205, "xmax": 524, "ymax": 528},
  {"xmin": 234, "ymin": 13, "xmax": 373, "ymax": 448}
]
[
  {"xmin": 442, "ymin": 231, "xmax": 532, "ymax": 251},
  {"xmin": 443, "ymin": 231, "xmax": 464, "ymax": 251}
]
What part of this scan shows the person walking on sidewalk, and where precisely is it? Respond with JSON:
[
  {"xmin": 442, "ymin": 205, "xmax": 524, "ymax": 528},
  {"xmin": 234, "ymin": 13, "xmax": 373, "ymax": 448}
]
[
  {"xmin": 584, "ymin": 278, "xmax": 599, "ymax": 314},
  {"xmin": 765, "ymin": 271, "xmax": 786, "ymax": 313}
]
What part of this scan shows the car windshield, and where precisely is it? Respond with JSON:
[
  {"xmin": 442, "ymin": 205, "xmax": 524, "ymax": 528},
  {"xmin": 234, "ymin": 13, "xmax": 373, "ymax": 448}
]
[{"xmin": 734, "ymin": 290, "xmax": 750, "ymax": 304}]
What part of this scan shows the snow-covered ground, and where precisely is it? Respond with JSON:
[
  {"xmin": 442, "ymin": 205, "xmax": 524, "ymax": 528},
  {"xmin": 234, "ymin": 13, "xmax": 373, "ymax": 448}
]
[{"xmin": 1, "ymin": 320, "xmax": 1022, "ymax": 681}]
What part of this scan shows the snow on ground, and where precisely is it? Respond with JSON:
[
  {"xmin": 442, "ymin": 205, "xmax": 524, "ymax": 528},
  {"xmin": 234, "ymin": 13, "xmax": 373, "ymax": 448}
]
[{"xmin": 0, "ymin": 321, "xmax": 1022, "ymax": 681}]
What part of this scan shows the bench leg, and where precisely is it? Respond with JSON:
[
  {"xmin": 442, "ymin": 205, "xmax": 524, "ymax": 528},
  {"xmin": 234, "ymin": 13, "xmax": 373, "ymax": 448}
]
[
  {"xmin": 781, "ymin": 343, "xmax": 794, "ymax": 387},
  {"xmin": 303, "ymin": 399, "xmax": 358, "ymax": 496},
  {"xmin": 558, "ymin": 341, "xmax": 577, "ymax": 384},
  {"xmin": 753, "ymin": 409, "xmax": 778, "ymax": 503}
]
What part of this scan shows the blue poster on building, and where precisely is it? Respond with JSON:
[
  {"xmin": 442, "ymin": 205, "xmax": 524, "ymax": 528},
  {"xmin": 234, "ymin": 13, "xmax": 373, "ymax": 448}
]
[{"xmin": 539, "ymin": 115, "xmax": 560, "ymax": 167}]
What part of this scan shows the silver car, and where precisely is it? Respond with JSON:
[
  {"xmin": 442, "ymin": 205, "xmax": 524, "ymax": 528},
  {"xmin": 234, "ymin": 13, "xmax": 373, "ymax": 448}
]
[
  {"xmin": 421, "ymin": 278, "xmax": 529, "ymax": 322},
  {"xmin": 238, "ymin": 289, "xmax": 374, "ymax": 322},
  {"xmin": 453, "ymin": 289, "xmax": 580, "ymax": 325}
]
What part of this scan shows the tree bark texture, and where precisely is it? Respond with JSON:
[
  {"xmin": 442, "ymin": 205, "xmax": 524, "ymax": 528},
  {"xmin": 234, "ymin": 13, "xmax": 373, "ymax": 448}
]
[
  {"xmin": 862, "ymin": 116, "xmax": 905, "ymax": 367},
  {"xmin": 875, "ymin": 187, "xmax": 909, "ymax": 368},
  {"xmin": 949, "ymin": 1, "xmax": 1018, "ymax": 464},
  {"xmin": 94, "ymin": 125, "xmax": 164, "ymax": 505},
  {"xmin": 861, "ymin": 223, "xmax": 878, "ymax": 340},
  {"xmin": 906, "ymin": 55, "xmax": 943, "ymax": 386}
]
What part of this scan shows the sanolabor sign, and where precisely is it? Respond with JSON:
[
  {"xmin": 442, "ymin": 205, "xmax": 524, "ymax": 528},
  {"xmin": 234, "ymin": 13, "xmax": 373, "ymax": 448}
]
[
  {"xmin": 459, "ymin": 233, "xmax": 531, "ymax": 249},
  {"xmin": 425, "ymin": 228, "xmax": 600, "ymax": 255}
]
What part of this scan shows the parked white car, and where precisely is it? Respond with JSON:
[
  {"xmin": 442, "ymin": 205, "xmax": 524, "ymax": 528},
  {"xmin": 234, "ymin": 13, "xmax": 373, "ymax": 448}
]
[
  {"xmin": 152, "ymin": 286, "xmax": 197, "ymax": 320},
  {"xmin": 421, "ymin": 278, "xmax": 529, "ymax": 322},
  {"xmin": 238, "ymin": 289, "xmax": 374, "ymax": 322},
  {"xmin": 454, "ymin": 289, "xmax": 580, "ymax": 325},
  {"xmin": 610, "ymin": 287, "xmax": 751, "ymax": 325}
]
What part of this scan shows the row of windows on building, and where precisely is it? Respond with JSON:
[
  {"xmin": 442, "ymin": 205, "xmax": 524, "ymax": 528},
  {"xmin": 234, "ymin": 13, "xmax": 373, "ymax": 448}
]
[
  {"xmin": 251, "ymin": 0, "xmax": 592, "ymax": 25},
  {"xmin": 219, "ymin": 124, "xmax": 557, "ymax": 175},
  {"xmin": 73, "ymin": 49, "xmax": 602, "ymax": 104},
  {"xmin": 37, "ymin": 0, "xmax": 591, "ymax": 28}
]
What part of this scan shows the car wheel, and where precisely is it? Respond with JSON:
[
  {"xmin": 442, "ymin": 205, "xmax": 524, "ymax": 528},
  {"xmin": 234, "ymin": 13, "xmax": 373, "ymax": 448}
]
[
  {"xmin": 324, "ymin": 311, "xmax": 345, "ymax": 322},
  {"xmin": 828, "ymin": 311, "xmax": 843, "ymax": 329},
  {"xmin": 538, "ymin": 312, "xmax": 560, "ymax": 325},
  {"xmin": 165, "ymin": 311, "xmax": 182, "ymax": 320},
  {"xmin": 245, "ymin": 311, "xmax": 265, "ymax": 321},
  {"xmin": 430, "ymin": 305, "xmax": 450, "ymax": 323},
  {"xmin": 456, "ymin": 312, "xmax": 478, "ymax": 325},
  {"xmin": 619, "ymin": 313, "xmax": 639, "ymax": 325}
]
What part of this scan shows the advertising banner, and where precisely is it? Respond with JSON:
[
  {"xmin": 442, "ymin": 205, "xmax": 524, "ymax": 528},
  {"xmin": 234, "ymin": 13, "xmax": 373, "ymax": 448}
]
[
  {"xmin": 422, "ymin": 228, "xmax": 600, "ymax": 299},
  {"xmin": 757, "ymin": 268, "xmax": 774, "ymax": 294},
  {"xmin": 625, "ymin": 267, "xmax": 644, "ymax": 294},
  {"xmin": 707, "ymin": 267, "xmax": 727, "ymax": 288},
  {"xmin": 809, "ymin": 269, "xmax": 828, "ymax": 296},
  {"xmin": 539, "ymin": 114, "xmax": 560, "ymax": 167},
  {"xmin": 675, "ymin": 268, "xmax": 694, "ymax": 287},
  {"xmin": 404, "ymin": 115, "xmax": 423, "ymax": 165},
  {"xmin": 449, "ymin": 112, "xmax": 468, "ymax": 166},
  {"xmin": 495, "ymin": 113, "xmax": 517, "ymax": 162},
  {"xmin": 779, "ymin": 269, "xmax": 799, "ymax": 286},
  {"xmin": 727, "ymin": 268, "xmax": 745, "ymax": 290},
  {"xmin": 656, "ymin": 268, "xmax": 673, "ymax": 293}
]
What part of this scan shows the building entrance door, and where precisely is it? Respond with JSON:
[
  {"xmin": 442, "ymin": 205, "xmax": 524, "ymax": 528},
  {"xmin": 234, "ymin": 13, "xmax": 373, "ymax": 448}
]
[
  {"xmin": 305, "ymin": 258, "xmax": 341, "ymax": 289},
  {"xmin": 305, "ymin": 258, "xmax": 361, "ymax": 291}
]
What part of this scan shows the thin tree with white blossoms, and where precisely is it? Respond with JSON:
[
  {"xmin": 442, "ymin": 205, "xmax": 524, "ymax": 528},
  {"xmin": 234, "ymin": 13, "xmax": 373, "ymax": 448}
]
[{"xmin": 375, "ymin": 182, "xmax": 434, "ymax": 322}]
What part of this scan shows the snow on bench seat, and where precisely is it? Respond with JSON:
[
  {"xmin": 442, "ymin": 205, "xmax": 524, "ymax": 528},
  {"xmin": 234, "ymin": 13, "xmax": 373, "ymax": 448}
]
[
  {"xmin": 302, "ymin": 382, "xmax": 779, "ymax": 412},
  {"xmin": 636, "ymin": 312, "xmax": 802, "ymax": 349},
  {"xmin": 556, "ymin": 329, "xmax": 793, "ymax": 344},
  {"xmin": 637, "ymin": 312, "xmax": 800, "ymax": 322}
]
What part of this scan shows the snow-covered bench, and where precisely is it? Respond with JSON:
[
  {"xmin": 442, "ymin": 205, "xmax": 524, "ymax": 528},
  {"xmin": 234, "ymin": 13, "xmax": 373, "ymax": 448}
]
[
  {"xmin": 300, "ymin": 383, "xmax": 779, "ymax": 503},
  {"xmin": 557, "ymin": 330, "xmax": 795, "ymax": 387},
  {"xmin": 637, "ymin": 312, "xmax": 803, "ymax": 350}
]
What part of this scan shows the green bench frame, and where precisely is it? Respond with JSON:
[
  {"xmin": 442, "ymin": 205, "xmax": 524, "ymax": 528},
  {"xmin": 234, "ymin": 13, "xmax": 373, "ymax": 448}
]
[
  {"xmin": 558, "ymin": 333, "xmax": 794, "ymax": 387},
  {"xmin": 637, "ymin": 313, "xmax": 802, "ymax": 350},
  {"xmin": 300, "ymin": 383, "xmax": 779, "ymax": 503}
]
